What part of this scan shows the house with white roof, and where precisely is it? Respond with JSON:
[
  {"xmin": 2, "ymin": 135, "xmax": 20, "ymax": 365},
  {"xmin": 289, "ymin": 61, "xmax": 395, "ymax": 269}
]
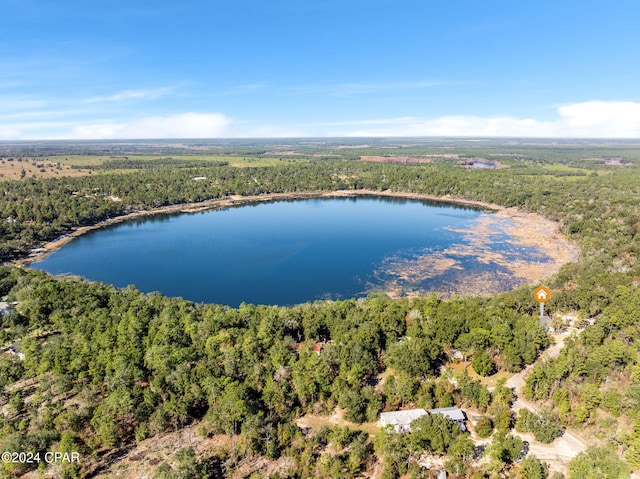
[
  {"xmin": 428, "ymin": 407, "xmax": 467, "ymax": 431},
  {"xmin": 380, "ymin": 406, "xmax": 468, "ymax": 433},
  {"xmin": 379, "ymin": 408, "xmax": 428, "ymax": 433}
]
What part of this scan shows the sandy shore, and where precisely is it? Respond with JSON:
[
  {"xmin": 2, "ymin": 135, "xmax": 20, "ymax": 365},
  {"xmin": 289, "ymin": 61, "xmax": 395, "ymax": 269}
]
[{"xmin": 19, "ymin": 189, "xmax": 580, "ymax": 293}]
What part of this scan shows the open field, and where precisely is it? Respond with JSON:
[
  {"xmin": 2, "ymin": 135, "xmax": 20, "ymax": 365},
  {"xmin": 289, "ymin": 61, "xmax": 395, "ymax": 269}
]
[
  {"xmin": 296, "ymin": 408, "xmax": 381, "ymax": 438},
  {"xmin": 0, "ymin": 153, "xmax": 304, "ymax": 181},
  {"xmin": 52, "ymin": 154, "xmax": 305, "ymax": 169},
  {"xmin": 0, "ymin": 157, "xmax": 92, "ymax": 179}
]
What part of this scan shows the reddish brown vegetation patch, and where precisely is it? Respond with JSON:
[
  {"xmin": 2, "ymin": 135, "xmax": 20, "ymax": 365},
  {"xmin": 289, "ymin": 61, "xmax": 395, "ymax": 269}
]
[{"xmin": 360, "ymin": 155, "xmax": 433, "ymax": 164}]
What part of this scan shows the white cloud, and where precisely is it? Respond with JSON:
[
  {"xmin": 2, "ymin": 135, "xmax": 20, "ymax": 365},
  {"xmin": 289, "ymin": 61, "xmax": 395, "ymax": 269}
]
[
  {"xmin": 556, "ymin": 101, "xmax": 640, "ymax": 137},
  {"xmin": 288, "ymin": 81, "xmax": 442, "ymax": 97},
  {"xmin": 332, "ymin": 116, "xmax": 551, "ymax": 137},
  {"xmin": 0, "ymin": 109, "xmax": 85, "ymax": 122},
  {"xmin": 0, "ymin": 98, "xmax": 47, "ymax": 111},
  {"xmin": 71, "ymin": 112, "xmax": 232, "ymax": 139},
  {"xmin": 83, "ymin": 87, "xmax": 173, "ymax": 104},
  {"xmin": 0, "ymin": 127, "xmax": 22, "ymax": 139},
  {"xmin": 214, "ymin": 82, "xmax": 268, "ymax": 96},
  {"xmin": 332, "ymin": 101, "xmax": 640, "ymax": 138},
  {"xmin": 2, "ymin": 100, "xmax": 640, "ymax": 140},
  {"xmin": 232, "ymin": 123, "xmax": 311, "ymax": 138},
  {"xmin": 0, "ymin": 120, "xmax": 83, "ymax": 140}
]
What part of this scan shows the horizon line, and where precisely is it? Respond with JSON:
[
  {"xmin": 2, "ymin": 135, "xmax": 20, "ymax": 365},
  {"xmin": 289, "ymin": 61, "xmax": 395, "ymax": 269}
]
[{"xmin": 2, "ymin": 136, "xmax": 640, "ymax": 143}]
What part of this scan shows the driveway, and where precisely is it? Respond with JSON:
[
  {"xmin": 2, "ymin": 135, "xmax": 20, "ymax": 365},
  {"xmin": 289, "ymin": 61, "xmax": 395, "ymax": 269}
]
[{"xmin": 505, "ymin": 332, "xmax": 586, "ymax": 472}]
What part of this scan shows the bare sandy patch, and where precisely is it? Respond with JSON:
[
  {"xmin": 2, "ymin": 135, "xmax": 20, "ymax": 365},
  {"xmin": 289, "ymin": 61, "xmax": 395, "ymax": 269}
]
[
  {"xmin": 19, "ymin": 423, "xmax": 230, "ymax": 479},
  {"xmin": 295, "ymin": 407, "xmax": 380, "ymax": 437},
  {"xmin": 0, "ymin": 158, "xmax": 91, "ymax": 180}
]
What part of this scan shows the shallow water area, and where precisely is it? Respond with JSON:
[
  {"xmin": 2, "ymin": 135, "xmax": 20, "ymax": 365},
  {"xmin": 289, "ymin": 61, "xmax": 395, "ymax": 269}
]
[
  {"xmin": 471, "ymin": 162, "xmax": 497, "ymax": 168},
  {"xmin": 31, "ymin": 196, "xmax": 555, "ymax": 306}
]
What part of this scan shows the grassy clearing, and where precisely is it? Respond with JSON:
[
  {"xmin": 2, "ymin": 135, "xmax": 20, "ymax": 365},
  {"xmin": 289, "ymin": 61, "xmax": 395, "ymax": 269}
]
[
  {"xmin": 296, "ymin": 408, "xmax": 381, "ymax": 438},
  {"xmin": 446, "ymin": 361, "xmax": 513, "ymax": 388},
  {"xmin": 50, "ymin": 155, "xmax": 112, "ymax": 167},
  {"xmin": 225, "ymin": 156, "xmax": 306, "ymax": 167},
  {"xmin": 538, "ymin": 163, "xmax": 600, "ymax": 176},
  {"xmin": 52, "ymin": 154, "xmax": 302, "ymax": 169},
  {"xmin": 0, "ymin": 158, "xmax": 93, "ymax": 179}
]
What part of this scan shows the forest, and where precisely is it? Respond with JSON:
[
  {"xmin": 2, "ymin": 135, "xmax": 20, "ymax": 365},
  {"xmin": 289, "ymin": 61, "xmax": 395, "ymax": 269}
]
[{"xmin": 1, "ymin": 139, "xmax": 640, "ymax": 478}]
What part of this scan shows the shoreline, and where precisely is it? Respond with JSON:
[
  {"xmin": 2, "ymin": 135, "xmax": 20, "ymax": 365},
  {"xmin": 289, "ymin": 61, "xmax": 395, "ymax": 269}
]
[{"xmin": 17, "ymin": 189, "xmax": 580, "ymax": 291}]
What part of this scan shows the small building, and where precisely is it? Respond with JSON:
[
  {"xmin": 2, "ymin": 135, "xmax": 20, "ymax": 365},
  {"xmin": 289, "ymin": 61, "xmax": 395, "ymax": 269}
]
[
  {"xmin": 428, "ymin": 407, "xmax": 467, "ymax": 431},
  {"xmin": 449, "ymin": 349, "xmax": 464, "ymax": 361},
  {"xmin": 380, "ymin": 408, "xmax": 428, "ymax": 433}
]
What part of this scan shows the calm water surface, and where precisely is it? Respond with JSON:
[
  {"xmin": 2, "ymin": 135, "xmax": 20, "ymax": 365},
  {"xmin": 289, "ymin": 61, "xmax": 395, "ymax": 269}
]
[
  {"xmin": 32, "ymin": 196, "xmax": 544, "ymax": 306},
  {"xmin": 471, "ymin": 162, "xmax": 496, "ymax": 168}
]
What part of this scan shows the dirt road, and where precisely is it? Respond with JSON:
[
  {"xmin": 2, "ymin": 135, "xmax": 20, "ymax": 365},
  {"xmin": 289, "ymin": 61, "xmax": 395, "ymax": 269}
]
[{"xmin": 505, "ymin": 332, "xmax": 586, "ymax": 473}]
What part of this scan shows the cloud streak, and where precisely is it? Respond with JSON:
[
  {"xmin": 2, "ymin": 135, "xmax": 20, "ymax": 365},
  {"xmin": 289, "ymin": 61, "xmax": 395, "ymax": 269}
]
[
  {"xmin": 71, "ymin": 113, "xmax": 232, "ymax": 139},
  {"xmin": 83, "ymin": 87, "xmax": 174, "ymax": 104},
  {"xmin": 329, "ymin": 101, "xmax": 640, "ymax": 138},
  {"xmin": 287, "ymin": 80, "xmax": 442, "ymax": 97},
  {"xmin": 2, "ymin": 100, "xmax": 640, "ymax": 140}
]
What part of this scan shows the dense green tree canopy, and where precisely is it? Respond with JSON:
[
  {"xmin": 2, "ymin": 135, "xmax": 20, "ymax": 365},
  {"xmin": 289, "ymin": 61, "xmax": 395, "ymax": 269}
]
[{"xmin": 3, "ymin": 142, "xmax": 640, "ymax": 476}]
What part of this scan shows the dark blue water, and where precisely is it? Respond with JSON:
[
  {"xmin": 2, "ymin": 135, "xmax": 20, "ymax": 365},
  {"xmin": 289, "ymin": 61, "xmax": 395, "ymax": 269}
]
[{"xmin": 31, "ymin": 196, "xmax": 547, "ymax": 306}]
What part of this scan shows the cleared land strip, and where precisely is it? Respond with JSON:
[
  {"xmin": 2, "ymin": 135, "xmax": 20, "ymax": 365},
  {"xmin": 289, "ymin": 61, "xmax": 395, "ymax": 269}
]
[{"xmin": 506, "ymin": 332, "xmax": 586, "ymax": 473}]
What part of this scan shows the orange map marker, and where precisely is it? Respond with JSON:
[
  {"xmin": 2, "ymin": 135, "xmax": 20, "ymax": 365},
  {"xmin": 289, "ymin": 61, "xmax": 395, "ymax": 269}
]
[
  {"xmin": 533, "ymin": 286, "xmax": 551, "ymax": 303},
  {"xmin": 533, "ymin": 285, "xmax": 551, "ymax": 323}
]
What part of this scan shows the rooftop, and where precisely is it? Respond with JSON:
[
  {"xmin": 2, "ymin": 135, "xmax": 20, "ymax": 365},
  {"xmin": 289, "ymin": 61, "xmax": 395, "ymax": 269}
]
[
  {"xmin": 428, "ymin": 407, "xmax": 466, "ymax": 422},
  {"xmin": 380, "ymin": 408, "xmax": 428, "ymax": 426}
]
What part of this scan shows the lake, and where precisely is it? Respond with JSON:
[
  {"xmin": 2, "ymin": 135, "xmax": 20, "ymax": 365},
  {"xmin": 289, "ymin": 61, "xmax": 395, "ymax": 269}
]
[
  {"xmin": 471, "ymin": 162, "xmax": 496, "ymax": 168},
  {"xmin": 31, "ymin": 196, "xmax": 549, "ymax": 306}
]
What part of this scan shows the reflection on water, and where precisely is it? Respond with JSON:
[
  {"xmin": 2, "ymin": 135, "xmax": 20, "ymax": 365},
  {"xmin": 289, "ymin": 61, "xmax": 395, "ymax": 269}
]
[
  {"xmin": 32, "ymin": 196, "xmax": 549, "ymax": 306},
  {"xmin": 471, "ymin": 162, "xmax": 497, "ymax": 168}
]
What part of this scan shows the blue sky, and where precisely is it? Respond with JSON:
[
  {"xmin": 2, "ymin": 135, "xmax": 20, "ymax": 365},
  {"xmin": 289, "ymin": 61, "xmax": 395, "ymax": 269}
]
[{"xmin": 2, "ymin": 0, "xmax": 640, "ymax": 139}]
